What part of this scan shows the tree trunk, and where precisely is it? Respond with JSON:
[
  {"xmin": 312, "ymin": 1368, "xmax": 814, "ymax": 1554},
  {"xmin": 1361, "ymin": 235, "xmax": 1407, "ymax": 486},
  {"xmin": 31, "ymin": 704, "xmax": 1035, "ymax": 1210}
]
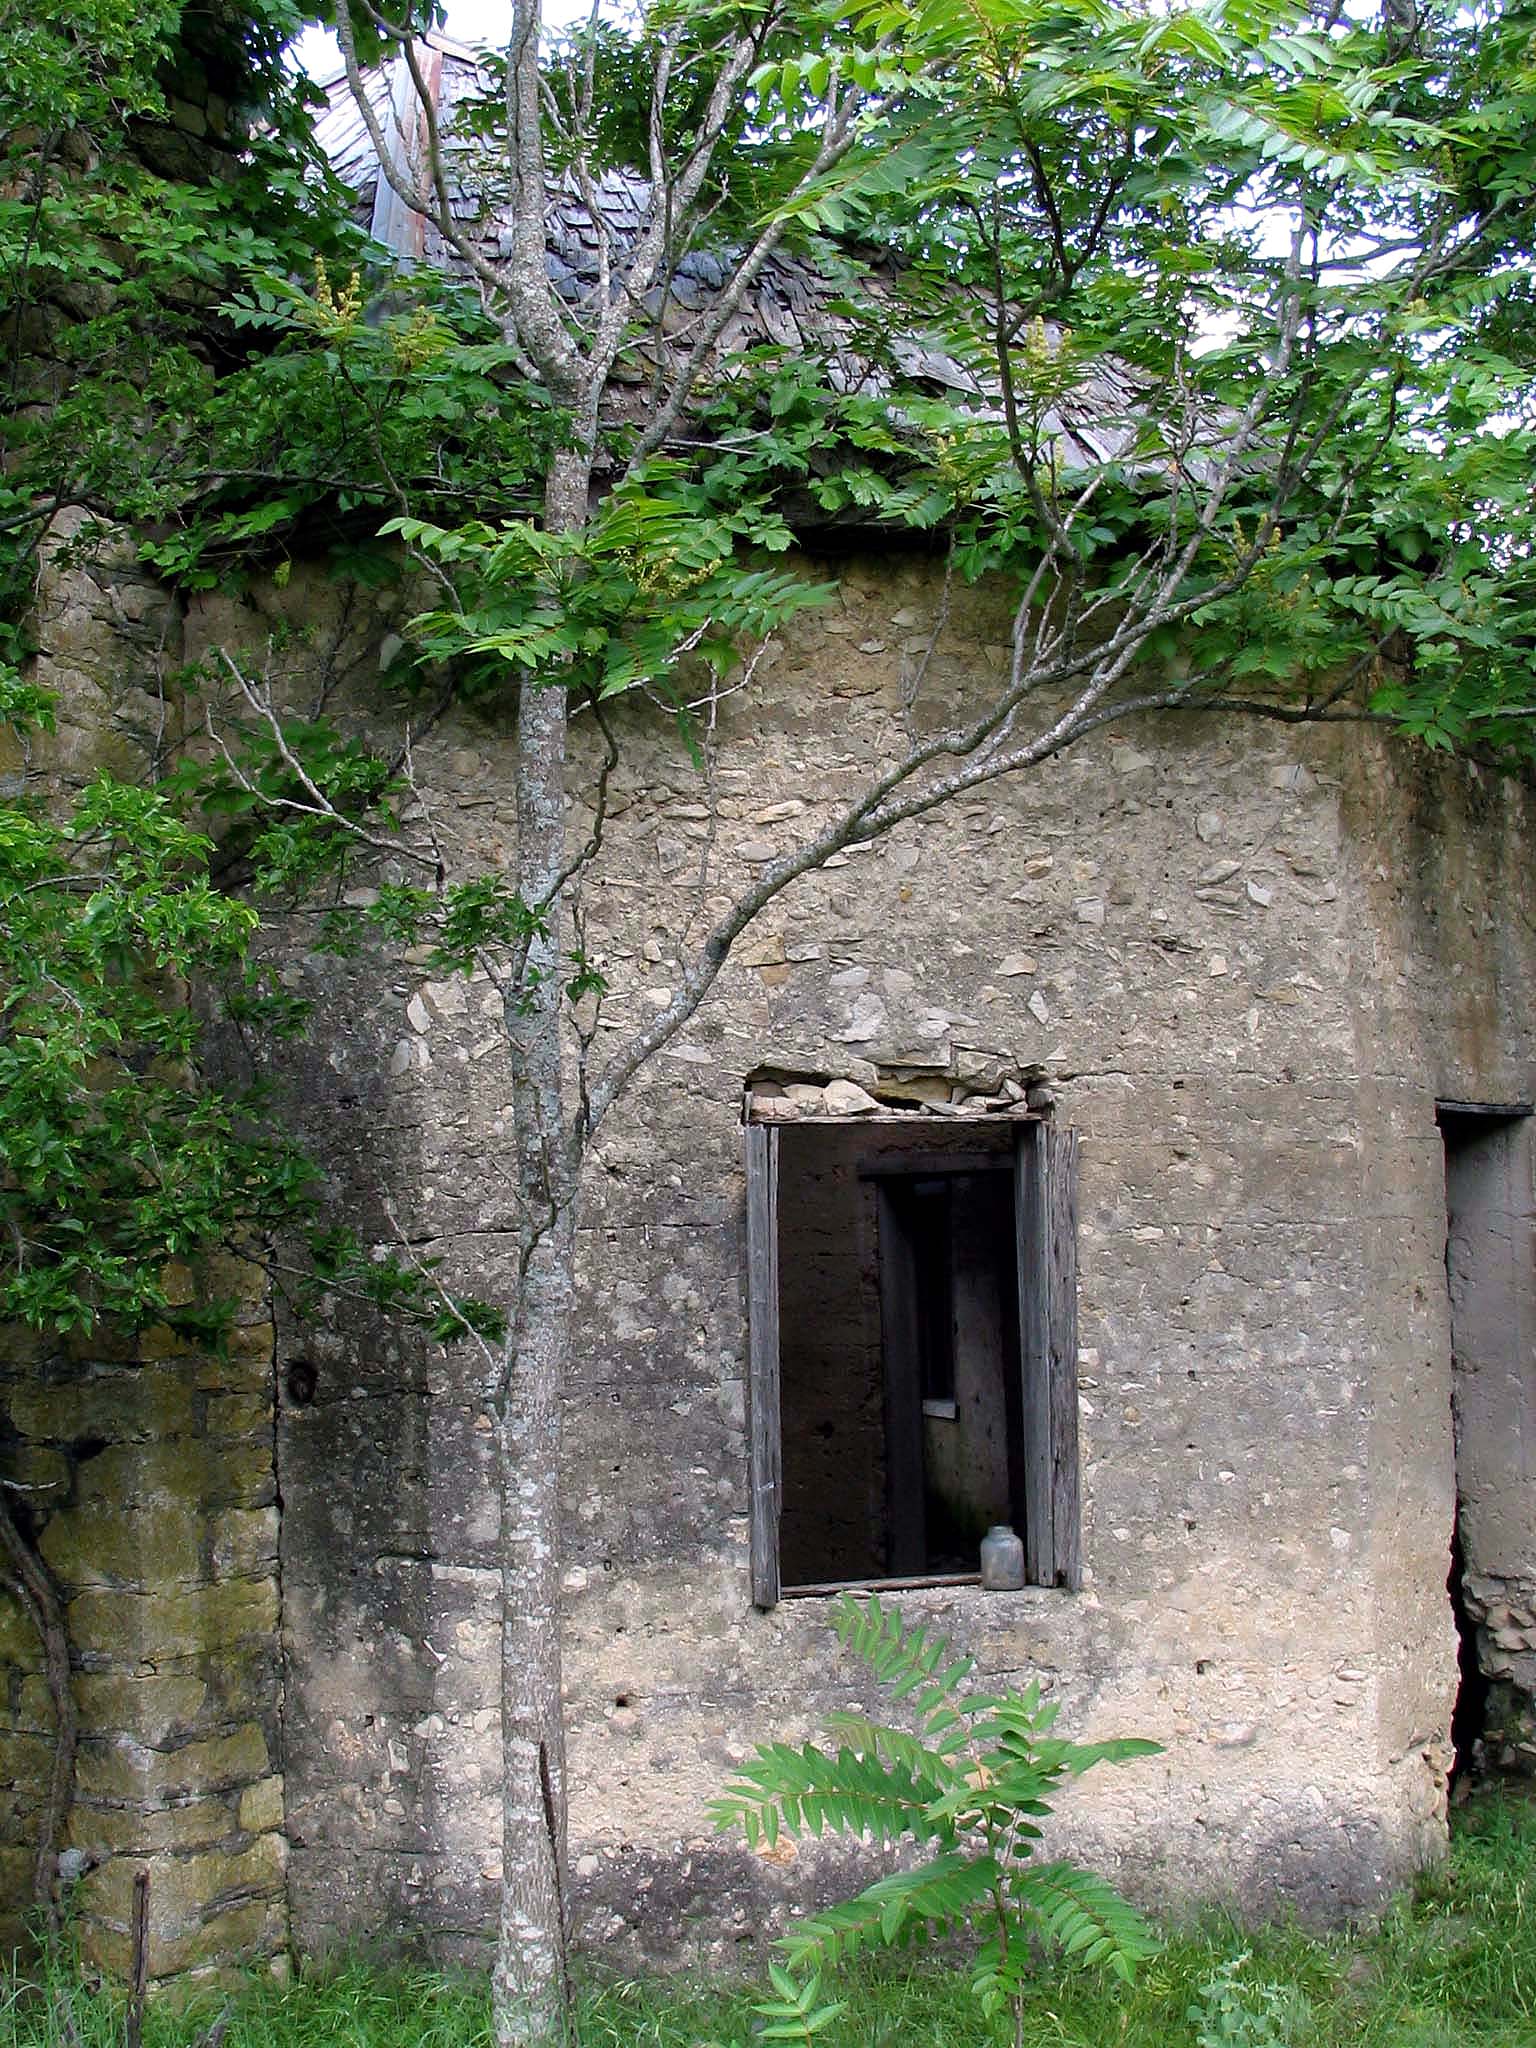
[
  {"xmin": 493, "ymin": 1206, "xmax": 575, "ymax": 2048},
  {"xmin": 492, "ymin": 442, "xmax": 588, "ymax": 2048}
]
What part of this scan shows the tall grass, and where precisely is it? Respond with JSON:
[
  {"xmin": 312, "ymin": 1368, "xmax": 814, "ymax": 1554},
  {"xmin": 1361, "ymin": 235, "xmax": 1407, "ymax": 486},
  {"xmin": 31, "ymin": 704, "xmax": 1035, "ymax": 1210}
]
[{"xmin": 4, "ymin": 1793, "xmax": 1534, "ymax": 2048}]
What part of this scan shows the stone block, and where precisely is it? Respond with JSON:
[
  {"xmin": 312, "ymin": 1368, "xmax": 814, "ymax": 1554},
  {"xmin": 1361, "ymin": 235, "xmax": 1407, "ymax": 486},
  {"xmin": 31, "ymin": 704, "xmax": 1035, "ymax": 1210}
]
[
  {"xmin": 69, "ymin": 1799, "xmax": 236, "ymax": 1857},
  {"xmin": 0, "ymin": 1321, "xmax": 49, "ymax": 1371},
  {"xmin": 0, "ymin": 1847, "xmax": 34, "ymax": 1905},
  {"xmin": 83, "ymin": 1897, "xmax": 285, "ymax": 1980},
  {"xmin": 200, "ymin": 1391, "xmax": 270, "ymax": 1439},
  {"xmin": 0, "ymin": 1446, "xmax": 70, "ymax": 1503},
  {"xmin": 209, "ymin": 1509, "xmax": 278, "ymax": 1581},
  {"xmin": 75, "ymin": 1724, "xmax": 269, "ymax": 1805},
  {"xmin": 80, "ymin": 1833, "xmax": 286, "ymax": 1935},
  {"xmin": 69, "ymin": 1672, "xmax": 209, "ymax": 1745},
  {"xmin": 68, "ymin": 1579, "xmax": 278, "ymax": 1662},
  {"xmin": 195, "ymin": 1650, "xmax": 279, "ymax": 1728},
  {"xmin": 10, "ymin": 1678, "xmax": 58, "ymax": 1735},
  {"xmin": 195, "ymin": 1253, "xmax": 270, "ymax": 1316},
  {"xmin": 40, "ymin": 1503, "xmax": 204, "ymax": 1590},
  {"xmin": 213, "ymin": 1323, "xmax": 275, "ymax": 1372},
  {"xmin": 136, "ymin": 1326, "xmax": 200, "ymax": 1361},
  {"xmin": 0, "ymin": 1736, "xmax": 59, "ymax": 1804},
  {"xmin": 74, "ymin": 1441, "xmax": 271, "ymax": 1511},
  {"xmin": 7, "ymin": 1367, "xmax": 196, "ymax": 1443},
  {"xmin": 159, "ymin": 1263, "xmax": 197, "ymax": 1308},
  {"xmin": 237, "ymin": 1776, "xmax": 284, "ymax": 1835},
  {"xmin": 0, "ymin": 1599, "xmax": 43, "ymax": 1666}
]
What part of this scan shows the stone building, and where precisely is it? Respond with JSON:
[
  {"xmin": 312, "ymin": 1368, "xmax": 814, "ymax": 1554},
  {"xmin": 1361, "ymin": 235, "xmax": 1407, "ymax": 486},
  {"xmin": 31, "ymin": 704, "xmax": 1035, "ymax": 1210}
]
[
  {"xmin": 2, "ymin": 36, "xmax": 1535, "ymax": 1993},
  {"xmin": 4, "ymin": 522, "xmax": 1535, "ymax": 1982}
]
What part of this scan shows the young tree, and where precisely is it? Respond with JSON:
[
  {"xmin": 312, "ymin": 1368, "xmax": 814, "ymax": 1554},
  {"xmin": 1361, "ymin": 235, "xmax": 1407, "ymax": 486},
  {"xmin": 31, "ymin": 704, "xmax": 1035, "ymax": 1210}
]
[
  {"xmin": 11, "ymin": 0, "xmax": 1536, "ymax": 2038},
  {"xmin": 277, "ymin": 2, "xmax": 1531, "ymax": 2036}
]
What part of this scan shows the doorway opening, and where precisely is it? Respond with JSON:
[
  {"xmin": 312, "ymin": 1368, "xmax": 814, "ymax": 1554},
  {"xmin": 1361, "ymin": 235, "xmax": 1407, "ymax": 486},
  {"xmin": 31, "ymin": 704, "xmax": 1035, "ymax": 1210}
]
[
  {"xmin": 1438, "ymin": 1099, "xmax": 1534, "ymax": 1784},
  {"xmin": 1448, "ymin": 1517, "xmax": 1491, "ymax": 1783}
]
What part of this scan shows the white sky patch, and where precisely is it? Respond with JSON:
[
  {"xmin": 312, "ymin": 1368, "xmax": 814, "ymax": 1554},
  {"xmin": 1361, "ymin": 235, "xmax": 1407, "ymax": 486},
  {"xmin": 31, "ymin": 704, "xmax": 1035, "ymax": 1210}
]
[{"xmin": 292, "ymin": 0, "xmax": 595, "ymax": 79}]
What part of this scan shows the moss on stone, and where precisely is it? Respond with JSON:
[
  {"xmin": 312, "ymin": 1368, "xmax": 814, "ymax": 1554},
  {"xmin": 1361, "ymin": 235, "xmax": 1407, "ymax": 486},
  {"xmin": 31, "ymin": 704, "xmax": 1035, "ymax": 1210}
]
[
  {"xmin": 236, "ymin": 1775, "xmax": 284, "ymax": 1835},
  {"xmin": 67, "ymin": 1579, "xmax": 278, "ymax": 1661},
  {"xmin": 68, "ymin": 1797, "xmax": 237, "ymax": 1857},
  {"xmin": 40, "ymin": 1503, "xmax": 204, "ymax": 1590},
  {"xmin": 74, "ymin": 1722, "xmax": 269, "ymax": 1804},
  {"xmin": 8, "ymin": 1367, "xmax": 197, "ymax": 1443}
]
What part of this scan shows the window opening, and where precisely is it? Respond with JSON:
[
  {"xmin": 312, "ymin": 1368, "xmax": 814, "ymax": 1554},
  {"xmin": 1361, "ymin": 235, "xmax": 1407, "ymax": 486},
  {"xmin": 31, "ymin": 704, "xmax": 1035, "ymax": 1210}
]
[{"xmin": 744, "ymin": 1116, "xmax": 1080, "ymax": 1605}]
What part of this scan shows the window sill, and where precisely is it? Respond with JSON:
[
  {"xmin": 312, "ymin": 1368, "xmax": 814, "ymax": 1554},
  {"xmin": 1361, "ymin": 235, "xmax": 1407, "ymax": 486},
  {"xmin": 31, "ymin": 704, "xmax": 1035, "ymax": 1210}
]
[{"xmin": 780, "ymin": 1571, "xmax": 983, "ymax": 1599}]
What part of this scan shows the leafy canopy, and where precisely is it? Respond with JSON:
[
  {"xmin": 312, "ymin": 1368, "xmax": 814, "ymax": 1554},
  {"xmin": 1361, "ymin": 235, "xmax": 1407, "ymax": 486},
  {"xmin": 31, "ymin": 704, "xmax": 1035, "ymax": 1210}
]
[{"xmin": 168, "ymin": 0, "xmax": 1536, "ymax": 765}]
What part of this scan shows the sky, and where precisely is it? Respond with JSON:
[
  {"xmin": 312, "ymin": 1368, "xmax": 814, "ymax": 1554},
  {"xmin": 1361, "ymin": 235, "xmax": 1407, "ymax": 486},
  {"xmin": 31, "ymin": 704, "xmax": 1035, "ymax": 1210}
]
[{"xmin": 292, "ymin": 0, "xmax": 593, "ymax": 78}]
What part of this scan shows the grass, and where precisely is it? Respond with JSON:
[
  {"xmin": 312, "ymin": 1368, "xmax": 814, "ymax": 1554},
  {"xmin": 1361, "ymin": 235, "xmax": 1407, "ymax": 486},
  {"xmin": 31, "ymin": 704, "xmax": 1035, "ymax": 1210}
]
[{"xmin": 5, "ymin": 1793, "xmax": 1536, "ymax": 2048}]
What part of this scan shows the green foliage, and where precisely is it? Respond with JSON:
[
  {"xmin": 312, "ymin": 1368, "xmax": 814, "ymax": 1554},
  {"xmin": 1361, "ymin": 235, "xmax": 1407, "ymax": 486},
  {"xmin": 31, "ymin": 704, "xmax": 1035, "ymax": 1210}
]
[
  {"xmin": 713, "ymin": 1594, "xmax": 1160, "ymax": 2038},
  {"xmin": 0, "ymin": 0, "xmax": 357, "ymax": 662},
  {"xmin": 139, "ymin": 263, "xmax": 562, "ymax": 594},
  {"xmin": 15, "ymin": 0, "xmax": 1532, "ymax": 771},
  {"xmin": 748, "ymin": 1964, "xmax": 845, "ymax": 2045},
  {"xmin": 1189, "ymin": 1954, "xmax": 1313, "ymax": 2048},
  {"xmin": 0, "ymin": 686, "xmax": 502, "ymax": 1345},
  {"xmin": 0, "ymin": 692, "xmax": 309, "ymax": 1336},
  {"xmin": 3, "ymin": 1792, "xmax": 1536, "ymax": 2043}
]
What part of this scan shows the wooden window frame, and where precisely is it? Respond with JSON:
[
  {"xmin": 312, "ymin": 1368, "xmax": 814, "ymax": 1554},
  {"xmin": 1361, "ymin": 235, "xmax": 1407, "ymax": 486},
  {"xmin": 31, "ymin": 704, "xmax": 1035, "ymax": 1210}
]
[{"xmin": 744, "ymin": 1118, "xmax": 1082, "ymax": 1608}]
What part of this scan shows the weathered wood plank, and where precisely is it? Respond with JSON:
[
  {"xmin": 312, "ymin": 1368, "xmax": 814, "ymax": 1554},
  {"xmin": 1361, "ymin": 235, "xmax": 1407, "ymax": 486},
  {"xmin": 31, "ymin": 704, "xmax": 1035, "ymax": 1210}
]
[
  {"xmin": 1014, "ymin": 1122, "xmax": 1054, "ymax": 1586},
  {"xmin": 877, "ymin": 1181, "xmax": 927, "ymax": 1577},
  {"xmin": 745, "ymin": 1123, "xmax": 782, "ymax": 1609},
  {"xmin": 1046, "ymin": 1126, "xmax": 1082, "ymax": 1591},
  {"xmin": 858, "ymin": 1152, "xmax": 1014, "ymax": 1179},
  {"xmin": 781, "ymin": 1571, "xmax": 981, "ymax": 1599}
]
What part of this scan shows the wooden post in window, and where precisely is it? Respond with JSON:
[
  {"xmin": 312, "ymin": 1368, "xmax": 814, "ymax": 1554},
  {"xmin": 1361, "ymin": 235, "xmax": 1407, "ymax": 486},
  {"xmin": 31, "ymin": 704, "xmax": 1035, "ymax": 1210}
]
[
  {"xmin": 1015, "ymin": 1122, "xmax": 1082, "ymax": 1588},
  {"xmin": 1015, "ymin": 1123, "xmax": 1054, "ymax": 1584},
  {"xmin": 1045, "ymin": 1126, "xmax": 1083, "ymax": 1590},
  {"xmin": 876, "ymin": 1182, "xmax": 927, "ymax": 1577},
  {"xmin": 745, "ymin": 1123, "xmax": 782, "ymax": 1608}
]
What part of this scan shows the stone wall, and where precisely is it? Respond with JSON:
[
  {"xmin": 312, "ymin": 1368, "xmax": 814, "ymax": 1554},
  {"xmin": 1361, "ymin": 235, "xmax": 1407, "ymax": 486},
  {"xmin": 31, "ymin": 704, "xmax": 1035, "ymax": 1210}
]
[
  {"xmin": 172, "ymin": 549, "xmax": 1534, "ymax": 1968},
  {"xmin": 4, "ymin": 536, "xmax": 1534, "ymax": 1980},
  {"xmin": 0, "ymin": 523, "xmax": 287, "ymax": 1981},
  {"xmin": 0, "ymin": 1268, "xmax": 286, "ymax": 1980}
]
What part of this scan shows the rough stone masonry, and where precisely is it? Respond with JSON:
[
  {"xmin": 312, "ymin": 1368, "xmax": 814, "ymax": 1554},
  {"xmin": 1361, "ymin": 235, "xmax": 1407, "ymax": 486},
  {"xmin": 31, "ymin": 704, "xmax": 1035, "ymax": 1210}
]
[{"xmin": 2, "ymin": 530, "xmax": 1534, "ymax": 1980}]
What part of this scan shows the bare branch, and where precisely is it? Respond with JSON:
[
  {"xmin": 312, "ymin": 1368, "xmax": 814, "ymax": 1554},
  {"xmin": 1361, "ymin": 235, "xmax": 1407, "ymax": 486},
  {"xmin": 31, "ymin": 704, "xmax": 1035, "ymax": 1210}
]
[
  {"xmin": 212, "ymin": 655, "xmax": 443, "ymax": 875},
  {"xmin": 382, "ymin": 1202, "xmax": 501, "ymax": 1381},
  {"xmin": 333, "ymin": 12, "xmax": 506, "ymax": 308}
]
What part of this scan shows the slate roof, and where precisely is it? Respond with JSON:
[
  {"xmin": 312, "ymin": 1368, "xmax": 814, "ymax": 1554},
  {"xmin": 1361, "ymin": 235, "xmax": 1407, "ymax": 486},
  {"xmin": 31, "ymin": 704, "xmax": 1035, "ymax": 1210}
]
[{"xmin": 313, "ymin": 36, "xmax": 1139, "ymax": 461}]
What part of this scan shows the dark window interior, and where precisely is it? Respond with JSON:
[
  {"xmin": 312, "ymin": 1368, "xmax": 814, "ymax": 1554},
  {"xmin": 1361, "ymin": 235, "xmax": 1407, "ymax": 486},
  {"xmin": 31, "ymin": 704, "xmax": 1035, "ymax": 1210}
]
[
  {"xmin": 775, "ymin": 1122, "xmax": 1025, "ymax": 1588},
  {"xmin": 908, "ymin": 1179, "xmax": 958, "ymax": 1411}
]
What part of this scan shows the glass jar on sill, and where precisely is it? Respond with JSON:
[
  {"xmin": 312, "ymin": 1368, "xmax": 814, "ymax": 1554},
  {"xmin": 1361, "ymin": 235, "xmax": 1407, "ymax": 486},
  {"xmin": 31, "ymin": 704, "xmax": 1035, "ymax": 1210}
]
[{"xmin": 980, "ymin": 1523, "xmax": 1025, "ymax": 1591}]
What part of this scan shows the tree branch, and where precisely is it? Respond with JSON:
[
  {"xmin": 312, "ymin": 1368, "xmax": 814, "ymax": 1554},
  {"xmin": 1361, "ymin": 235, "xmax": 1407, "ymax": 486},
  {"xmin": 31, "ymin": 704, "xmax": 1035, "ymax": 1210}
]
[{"xmin": 0, "ymin": 1486, "xmax": 75, "ymax": 1928}]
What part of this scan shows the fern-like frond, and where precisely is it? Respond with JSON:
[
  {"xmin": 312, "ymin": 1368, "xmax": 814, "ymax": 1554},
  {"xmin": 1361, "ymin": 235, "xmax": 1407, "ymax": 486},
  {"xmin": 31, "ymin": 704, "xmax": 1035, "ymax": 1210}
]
[
  {"xmin": 1009, "ymin": 1859, "xmax": 1160, "ymax": 1983},
  {"xmin": 752, "ymin": 1964, "xmax": 846, "ymax": 2043},
  {"xmin": 832, "ymin": 1593, "xmax": 975, "ymax": 1719},
  {"xmin": 778, "ymin": 1851, "xmax": 1001, "ymax": 1972},
  {"xmin": 1032, "ymin": 1735, "xmax": 1164, "ymax": 1777},
  {"xmin": 823, "ymin": 1711, "xmax": 970, "ymax": 1788},
  {"xmin": 926, "ymin": 1754, "xmax": 1054, "ymax": 1826},
  {"xmin": 969, "ymin": 1930, "xmax": 1024, "ymax": 2020},
  {"xmin": 709, "ymin": 1742, "xmax": 947, "ymax": 1848}
]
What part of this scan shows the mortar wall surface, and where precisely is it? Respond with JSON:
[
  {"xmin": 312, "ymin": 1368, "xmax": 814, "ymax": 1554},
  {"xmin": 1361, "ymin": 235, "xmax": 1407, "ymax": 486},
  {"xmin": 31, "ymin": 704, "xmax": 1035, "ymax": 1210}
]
[{"xmin": 176, "ymin": 552, "xmax": 1533, "ymax": 1969}]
